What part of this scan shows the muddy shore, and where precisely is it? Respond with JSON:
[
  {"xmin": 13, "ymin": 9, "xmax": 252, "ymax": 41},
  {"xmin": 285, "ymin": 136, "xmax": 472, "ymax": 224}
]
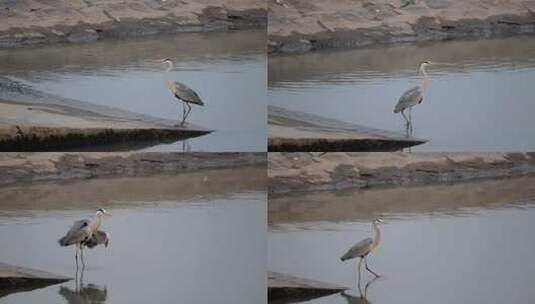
[
  {"xmin": 0, "ymin": 77, "xmax": 213, "ymax": 151},
  {"xmin": 268, "ymin": 106, "xmax": 426, "ymax": 152},
  {"xmin": 0, "ymin": 152, "xmax": 266, "ymax": 186},
  {"xmin": 268, "ymin": 152, "xmax": 535, "ymax": 195},
  {"xmin": 0, "ymin": 263, "xmax": 70, "ymax": 298},
  {"xmin": 268, "ymin": 0, "xmax": 535, "ymax": 54},
  {"xmin": 0, "ymin": 0, "xmax": 266, "ymax": 48}
]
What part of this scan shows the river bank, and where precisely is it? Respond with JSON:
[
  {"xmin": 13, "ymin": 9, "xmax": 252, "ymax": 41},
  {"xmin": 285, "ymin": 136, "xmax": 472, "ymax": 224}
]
[
  {"xmin": 268, "ymin": 0, "xmax": 535, "ymax": 54},
  {"xmin": 268, "ymin": 152, "xmax": 535, "ymax": 195},
  {"xmin": 0, "ymin": 0, "xmax": 266, "ymax": 48},
  {"xmin": 0, "ymin": 152, "xmax": 265, "ymax": 187}
]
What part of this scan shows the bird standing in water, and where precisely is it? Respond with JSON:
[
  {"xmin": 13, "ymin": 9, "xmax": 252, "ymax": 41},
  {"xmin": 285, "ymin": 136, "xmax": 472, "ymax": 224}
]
[
  {"xmin": 394, "ymin": 61, "xmax": 432, "ymax": 134},
  {"xmin": 58, "ymin": 208, "xmax": 112, "ymax": 267},
  {"xmin": 162, "ymin": 58, "xmax": 205, "ymax": 126},
  {"xmin": 341, "ymin": 218, "xmax": 383, "ymax": 283}
]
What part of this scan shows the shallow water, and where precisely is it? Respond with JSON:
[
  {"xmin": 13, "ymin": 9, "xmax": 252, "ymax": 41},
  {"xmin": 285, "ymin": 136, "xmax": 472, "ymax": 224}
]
[
  {"xmin": 0, "ymin": 30, "xmax": 266, "ymax": 152},
  {"xmin": 268, "ymin": 178, "xmax": 535, "ymax": 303},
  {"xmin": 269, "ymin": 36, "xmax": 535, "ymax": 151},
  {"xmin": 0, "ymin": 167, "xmax": 266, "ymax": 304}
]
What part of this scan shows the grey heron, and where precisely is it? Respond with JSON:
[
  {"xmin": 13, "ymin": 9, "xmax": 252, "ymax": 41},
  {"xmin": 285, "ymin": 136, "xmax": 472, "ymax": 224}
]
[
  {"xmin": 394, "ymin": 61, "xmax": 432, "ymax": 133},
  {"xmin": 340, "ymin": 218, "xmax": 383, "ymax": 281},
  {"xmin": 58, "ymin": 208, "xmax": 111, "ymax": 267},
  {"xmin": 162, "ymin": 58, "xmax": 205, "ymax": 126}
]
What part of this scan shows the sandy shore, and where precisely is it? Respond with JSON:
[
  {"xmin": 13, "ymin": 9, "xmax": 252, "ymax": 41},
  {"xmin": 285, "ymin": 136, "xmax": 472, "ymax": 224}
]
[
  {"xmin": 269, "ymin": 152, "xmax": 535, "ymax": 195},
  {"xmin": 0, "ymin": 0, "xmax": 266, "ymax": 48},
  {"xmin": 268, "ymin": 0, "xmax": 535, "ymax": 53}
]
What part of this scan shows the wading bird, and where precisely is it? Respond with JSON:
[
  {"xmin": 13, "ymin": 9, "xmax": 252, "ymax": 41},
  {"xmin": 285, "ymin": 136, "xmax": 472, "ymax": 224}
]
[
  {"xmin": 58, "ymin": 208, "xmax": 112, "ymax": 267},
  {"xmin": 162, "ymin": 58, "xmax": 205, "ymax": 126},
  {"xmin": 340, "ymin": 218, "xmax": 383, "ymax": 282},
  {"xmin": 394, "ymin": 61, "xmax": 432, "ymax": 133}
]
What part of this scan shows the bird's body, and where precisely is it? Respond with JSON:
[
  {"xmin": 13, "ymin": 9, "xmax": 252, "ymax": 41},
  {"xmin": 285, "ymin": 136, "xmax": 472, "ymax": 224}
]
[
  {"xmin": 171, "ymin": 81, "xmax": 204, "ymax": 106},
  {"xmin": 163, "ymin": 59, "xmax": 205, "ymax": 126},
  {"xmin": 82, "ymin": 230, "xmax": 110, "ymax": 249},
  {"xmin": 394, "ymin": 61, "xmax": 431, "ymax": 133},
  {"xmin": 393, "ymin": 86, "xmax": 423, "ymax": 114},
  {"xmin": 341, "ymin": 218, "xmax": 383, "ymax": 280},
  {"xmin": 58, "ymin": 208, "xmax": 111, "ymax": 267},
  {"xmin": 340, "ymin": 237, "xmax": 373, "ymax": 261}
]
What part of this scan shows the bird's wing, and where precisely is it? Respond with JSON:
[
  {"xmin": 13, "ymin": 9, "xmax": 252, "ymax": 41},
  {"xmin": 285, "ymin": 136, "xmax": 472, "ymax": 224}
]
[
  {"xmin": 59, "ymin": 219, "xmax": 91, "ymax": 246},
  {"xmin": 84, "ymin": 230, "xmax": 109, "ymax": 248},
  {"xmin": 341, "ymin": 237, "xmax": 373, "ymax": 261},
  {"xmin": 394, "ymin": 86, "xmax": 423, "ymax": 113},
  {"xmin": 173, "ymin": 82, "xmax": 204, "ymax": 106}
]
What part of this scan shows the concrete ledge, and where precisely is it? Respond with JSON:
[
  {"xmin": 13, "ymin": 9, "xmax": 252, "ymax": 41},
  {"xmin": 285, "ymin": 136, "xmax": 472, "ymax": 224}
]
[
  {"xmin": 268, "ymin": 271, "xmax": 346, "ymax": 302},
  {"xmin": 268, "ymin": 0, "xmax": 535, "ymax": 54},
  {"xmin": 268, "ymin": 152, "xmax": 535, "ymax": 195},
  {"xmin": 268, "ymin": 106, "xmax": 426, "ymax": 152},
  {"xmin": 0, "ymin": 125, "xmax": 211, "ymax": 152},
  {"xmin": 0, "ymin": 152, "xmax": 266, "ymax": 187},
  {"xmin": 0, "ymin": 262, "xmax": 70, "ymax": 298},
  {"xmin": 0, "ymin": 77, "xmax": 212, "ymax": 151},
  {"xmin": 0, "ymin": 1, "xmax": 266, "ymax": 48}
]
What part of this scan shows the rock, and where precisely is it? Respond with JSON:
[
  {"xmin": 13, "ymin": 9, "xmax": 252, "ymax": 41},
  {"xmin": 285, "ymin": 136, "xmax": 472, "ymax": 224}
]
[
  {"xmin": 279, "ymin": 39, "xmax": 313, "ymax": 53},
  {"xmin": 66, "ymin": 28, "xmax": 99, "ymax": 43}
]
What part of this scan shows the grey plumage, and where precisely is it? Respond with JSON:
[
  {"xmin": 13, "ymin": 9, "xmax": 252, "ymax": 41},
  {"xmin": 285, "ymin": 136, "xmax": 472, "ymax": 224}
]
[
  {"xmin": 83, "ymin": 230, "xmax": 110, "ymax": 249},
  {"xmin": 162, "ymin": 58, "xmax": 205, "ymax": 125},
  {"xmin": 172, "ymin": 81, "xmax": 204, "ymax": 106},
  {"xmin": 393, "ymin": 61, "xmax": 432, "ymax": 133},
  {"xmin": 393, "ymin": 86, "xmax": 423, "ymax": 114},
  {"xmin": 340, "ymin": 218, "xmax": 383, "ymax": 279},
  {"xmin": 340, "ymin": 237, "xmax": 373, "ymax": 261},
  {"xmin": 58, "ymin": 219, "xmax": 92, "ymax": 247},
  {"xmin": 59, "ymin": 208, "xmax": 111, "ymax": 267}
]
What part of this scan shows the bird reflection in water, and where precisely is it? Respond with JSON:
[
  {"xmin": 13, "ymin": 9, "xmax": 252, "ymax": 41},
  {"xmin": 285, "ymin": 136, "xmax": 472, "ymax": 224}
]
[
  {"xmin": 59, "ymin": 266, "xmax": 107, "ymax": 304},
  {"xmin": 340, "ymin": 276, "xmax": 379, "ymax": 304},
  {"xmin": 181, "ymin": 139, "xmax": 191, "ymax": 152}
]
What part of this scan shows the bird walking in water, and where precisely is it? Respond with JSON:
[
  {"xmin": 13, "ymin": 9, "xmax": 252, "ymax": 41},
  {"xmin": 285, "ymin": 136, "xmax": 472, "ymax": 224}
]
[
  {"xmin": 162, "ymin": 58, "xmax": 205, "ymax": 126},
  {"xmin": 394, "ymin": 61, "xmax": 432, "ymax": 134},
  {"xmin": 58, "ymin": 208, "xmax": 112, "ymax": 267},
  {"xmin": 341, "ymin": 218, "xmax": 383, "ymax": 284}
]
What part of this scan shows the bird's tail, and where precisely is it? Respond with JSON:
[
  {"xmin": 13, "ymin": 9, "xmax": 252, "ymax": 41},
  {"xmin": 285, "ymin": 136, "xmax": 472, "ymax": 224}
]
[{"xmin": 340, "ymin": 254, "xmax": 350, "ymax": 262}]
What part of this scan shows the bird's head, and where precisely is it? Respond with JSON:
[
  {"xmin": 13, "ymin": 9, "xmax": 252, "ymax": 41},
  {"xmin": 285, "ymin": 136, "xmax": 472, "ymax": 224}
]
[
  {"xmin": 161, "ymin": 58, "xmax": 173, "ymax": 64},
  {"xmin": 373, "ymin": 218, "xmax": 384, "ymax": 225},
  {"xmin": 96, "ymin": 208, "xmax": 112, "ymax": 217},
  {"xmin": 420, "ymin": 60, "xmax": 432, "ymax": 67}
]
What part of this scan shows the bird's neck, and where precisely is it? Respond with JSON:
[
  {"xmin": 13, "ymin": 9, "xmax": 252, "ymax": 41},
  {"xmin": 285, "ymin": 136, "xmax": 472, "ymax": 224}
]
[
  {"xmin": 372, "ymin": 223, "xmax": 381, "ymax": 248},
  {"xmin": 419, "ymin": 65, "xmax": 429, "ymax": 89},
  {"xmin": 165, "ymin": 63, "xmax": 174, "ymax": 92},
  {"xmin": 93, "ymin": 213, "xmax": 103, "ymax": 230}
]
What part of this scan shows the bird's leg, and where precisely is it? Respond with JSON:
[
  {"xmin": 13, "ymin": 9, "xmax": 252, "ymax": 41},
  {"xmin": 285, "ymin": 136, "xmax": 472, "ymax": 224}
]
[
  {"xmin": 75, "ymin": 263, "xmax": 79, "ymax": 292},
  {"xmin": 181, "ymin": 102, "xmax": 186, "ymax": 126},
  {"xmin": 183, "ymin": 103, "xmax": 192, "ymax": 125},
  {"xmin": 80, "ymin": 246, "xmax": 85, "ymax": 268},
  {"xmin": 75, "ymin": 245, "xmax": 79, "ymax": 268},
  {"xmin": 364, "ymin": 257, "xmax": 380, "ymax": 277},
  {"xmin": 409, "ymin": 107, "xmax": 413, "ymax": 134},
  {"xmin": 401, "ymin": 110, "xmax": 410, "ymax": 128},
  {"xmin": 357, "ymin": 258, "xmax": 363, "ymax": 288}
]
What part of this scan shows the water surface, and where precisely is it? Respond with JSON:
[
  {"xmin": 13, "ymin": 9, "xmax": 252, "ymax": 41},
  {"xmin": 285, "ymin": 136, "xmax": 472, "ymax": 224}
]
[
  {"xmin": 0, "ymin": 30, "xmax": 266, "ymax": 152},
  {"xmin": 269, "ymin": 177, "xmax": 535, "ymax": 303},
  {"xmin": 269, "ymin": 36, "xmax": 535, "ymax": 151},
  {"xmin": 0, "ymin": 167, "xmax": 266, "ymax": 304}
]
